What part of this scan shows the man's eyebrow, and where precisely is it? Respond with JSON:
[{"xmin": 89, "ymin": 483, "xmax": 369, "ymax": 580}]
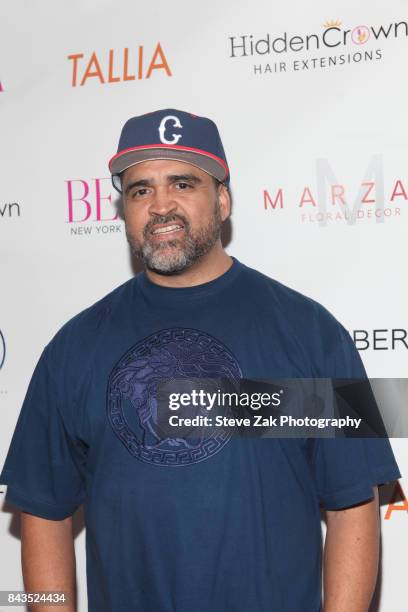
[
  {"xmin": 124, "ymin": 174, "xmax": 202, "ymax": 195},
  {"xmin": 167, "ymin": 174, "xmax": 202, "ymax": 184}
]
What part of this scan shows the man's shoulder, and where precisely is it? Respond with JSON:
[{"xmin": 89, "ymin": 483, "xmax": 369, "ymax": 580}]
[
  {"xmin": 240, "ymin": 262, "xmax": 341, "ymax": 331},
  {"xmin": 239, "ymin": 262, "xmax": 361, "ymax": 375},
  {"xmin": 45, "ymin": 275, "xmax": 136, "ymax": 355}
]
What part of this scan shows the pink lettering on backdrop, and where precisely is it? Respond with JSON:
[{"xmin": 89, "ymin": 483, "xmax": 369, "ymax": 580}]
[
  {"xmin": 66, "ymin": 180, "xmax": 92, "ymax": 222},
  {"xmin": 95, "ymin": 178, "xmax": 118, "ymax": 221},
  {"xmin": 66, "ymin": 178, "xmax": 118, "ymax": 222}
]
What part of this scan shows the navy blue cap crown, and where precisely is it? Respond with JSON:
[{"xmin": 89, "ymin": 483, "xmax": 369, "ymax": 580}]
[{"xmin": 109, "ymin": 109, "xmax": 229, "ymax": 192}]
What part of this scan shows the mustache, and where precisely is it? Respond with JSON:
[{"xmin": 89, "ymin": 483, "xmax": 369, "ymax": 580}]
[{"xmin": 143, "ymin": 214, "xmax": 190, "ymax": 238}]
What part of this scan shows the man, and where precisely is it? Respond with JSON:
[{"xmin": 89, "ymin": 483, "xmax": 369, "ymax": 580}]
[{"xmin": 0, "ymin": 109, "xmax": 401, "ymax": 611}]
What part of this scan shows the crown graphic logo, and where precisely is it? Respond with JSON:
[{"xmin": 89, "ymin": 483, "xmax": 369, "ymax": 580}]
[
  {"xmin": 356, "ymin": 29, "xmax": 367, "ymax": 42},
  {"xmin": 323, "ymin": 19, "xmax": 342, "ymax": 29}
]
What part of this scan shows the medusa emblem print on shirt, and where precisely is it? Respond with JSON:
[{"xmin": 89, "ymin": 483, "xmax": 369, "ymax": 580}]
[{"xmin": 107, "ymin": 328, "xmax": 242, "ymax": 466}]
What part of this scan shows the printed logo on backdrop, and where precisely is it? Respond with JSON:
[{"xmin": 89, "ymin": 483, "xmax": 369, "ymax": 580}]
[
  {"xmin": 0, "ymin": 80, "xmax": 4, "ymax": 92},
  {"xmin": 0, "ymin": 329, "xmax": 6, "ymax": 370},
  {"xmin": 385, "ymin": 481, "xmax": 408, "ymax": 520},
  {"xmin": 66, "ymin": 178, "xmax": 123, "ymax": 237},
  {"xmin": 0, "ymin": 202, "xmax": 20, "ymax": 219},
  {"xmin": 353, "ymin": 329, "xmax": 408, "ymax": 352},
  {"xmin": 229, "ymin": 19, "xmax": 408, "ymax": 75},
  {"xmin": 68, "ymin": 43, "xmax": 172, "ymax": 87},
  {"xmin": 0, "ymin": 329, "xmax": 6, "ymax": 401},
  {"xmin": 263, "ymin": 155, "xmax": 407, "ymax": 226}
]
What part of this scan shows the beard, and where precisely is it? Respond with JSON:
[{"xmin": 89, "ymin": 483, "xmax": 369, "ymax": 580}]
[{"xmin": 125, "ymin": 198, "xmax": 223, "ymax": 275}]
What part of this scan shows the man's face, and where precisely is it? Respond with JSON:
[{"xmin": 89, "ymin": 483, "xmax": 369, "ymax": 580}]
[{"xmin": 121, "ymin": 159, "xmax": 230, "ymax": 274}]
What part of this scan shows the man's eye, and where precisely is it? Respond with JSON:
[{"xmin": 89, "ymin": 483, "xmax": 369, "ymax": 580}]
[
  {"xmin": 175, "ymin": 182, "xmax": 192, "ymax": 190},
  {"xmin": 131, "ymin": 188, "xmax": 150, "ymax": 198}
]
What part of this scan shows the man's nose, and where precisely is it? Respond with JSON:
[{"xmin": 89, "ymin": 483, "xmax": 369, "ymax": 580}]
[{"xmin": 148, "ymin": 186, "xmax": 178, "ymax": 217}]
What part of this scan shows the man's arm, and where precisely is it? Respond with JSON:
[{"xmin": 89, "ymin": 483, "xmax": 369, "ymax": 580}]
[
  {"xmin": 21, "ymin": 511, "xmax": 76, "ymax": 612},
  {"xmin": 322, "ymin": 486, "xmax": 380, "ymax": 612}
]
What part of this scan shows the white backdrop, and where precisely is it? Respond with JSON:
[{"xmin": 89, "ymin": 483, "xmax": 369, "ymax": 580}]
[{"xmin": 0, "ymin": 1, "xmax": 407, "ymax": 610}]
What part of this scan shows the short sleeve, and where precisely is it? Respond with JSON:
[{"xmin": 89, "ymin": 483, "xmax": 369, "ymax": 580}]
[
  {"xmin": 310, "ymin": 437, "xmax": 401, "ymax": 510},
  {"xmin": 310, "ymin": 319, "xmax": 402, "ymax": 510},
  {"xmin": 0, "ymin": 346, "xmax": 86, "ymax": 520}
]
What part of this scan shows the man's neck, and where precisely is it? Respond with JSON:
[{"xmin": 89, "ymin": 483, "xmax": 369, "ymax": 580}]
[{"xmin": 145, "ymin": 247, "xmax": 233, "ymax": 288}]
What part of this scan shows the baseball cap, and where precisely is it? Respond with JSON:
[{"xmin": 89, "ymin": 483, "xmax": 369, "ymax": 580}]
[{"xmin": 109, "ymin": 109, "xmax": 230, "ymax": 193}]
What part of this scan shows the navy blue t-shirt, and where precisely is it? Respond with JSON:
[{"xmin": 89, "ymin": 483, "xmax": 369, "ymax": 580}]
[{"xmin": 0, "ymin": 258, "xmax": 401, "ymax": 611}]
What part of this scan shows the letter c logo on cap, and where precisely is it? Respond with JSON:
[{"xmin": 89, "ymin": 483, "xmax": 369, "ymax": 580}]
[{"xmin": 158, "ymin": 115, "xmax": 183, "ymax": 145}]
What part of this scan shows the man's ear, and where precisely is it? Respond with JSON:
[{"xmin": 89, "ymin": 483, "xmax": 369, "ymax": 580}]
[{"xmin": 218, "ymin": 184, "xmax": 231, "ymax": 221}]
